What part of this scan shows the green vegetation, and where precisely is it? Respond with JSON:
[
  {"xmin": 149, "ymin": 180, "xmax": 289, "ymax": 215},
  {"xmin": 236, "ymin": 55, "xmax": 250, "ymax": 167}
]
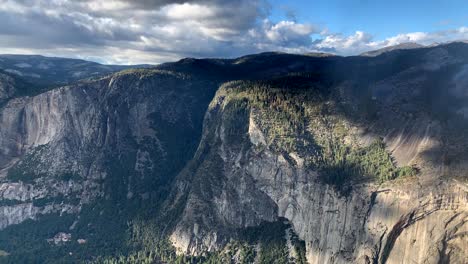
[
  {"xmin": 241, "ymin": 221, "xmax": 289, "ymax": 264},
  {"xmin": 290, "ymin": 231, "xmax": 307, "ymax": 264},
  {"xmin": 91, "ymin": 219, "xmax": 301, "ymax": 264},
  {"xmin": 319, "ymin": 138, "xmax": 417, "ymax": 187},
  {"xmin": 114, "ymin": 68, "xmax": 190, "ymax": 80},
  {"xmin": 0, "ymin": 199, "xmax": 22, "ymax": 207},
  {"xmin": 0, "ymin": 214, "xmax": 76, "ymax": 264},
  {"xmin": 0, "ymin": 70, "xmax": 60, "ymax": 104},
  {"xmin": 6, "ymin": 144, "xmax": 83, "ymax": 184},
  {"xmin": 218, "ymin": 75, "xmax": 417, "ymax": 191},
  {"xmin": 7, "ymin": 145, "xmax": 50, "ymax": 183}
]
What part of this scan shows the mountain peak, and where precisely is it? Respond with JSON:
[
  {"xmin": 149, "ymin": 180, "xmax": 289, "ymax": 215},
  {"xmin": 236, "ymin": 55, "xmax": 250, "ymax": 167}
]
[{"xmin": 360, "ymin": 42, "xmax": 425, "ymax": 56}]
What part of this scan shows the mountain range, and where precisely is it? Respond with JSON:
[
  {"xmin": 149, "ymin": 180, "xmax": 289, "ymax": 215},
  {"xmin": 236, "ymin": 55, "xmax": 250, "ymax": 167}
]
[{"xmin": 0, "ymin": 42, "xmax": 467, "ymax": 264}]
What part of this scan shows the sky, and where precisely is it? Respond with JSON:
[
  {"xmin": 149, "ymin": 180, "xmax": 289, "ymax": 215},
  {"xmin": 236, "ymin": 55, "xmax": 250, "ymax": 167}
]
[{"xmin": 0, "ymin": 0, "xmax": 466, "ymax": 65}]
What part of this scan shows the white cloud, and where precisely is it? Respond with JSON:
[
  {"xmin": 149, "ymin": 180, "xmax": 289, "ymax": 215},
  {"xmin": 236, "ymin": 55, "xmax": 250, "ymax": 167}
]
[
  {"xmin": 381, "ymin": 28, "xmax": 468, "ymax": 47},
  {"xmin": 0, "ymin": 0, "xmax": 466, "ymax": 64},
  {"xmin": 162, "ymin": 3, "xmax": 216, "ymax": 20},
  {"xmin": 314, "ymin": 27, "xmax": 468, "ymax": 55},
  {"xmin": 265, "ymin": 21, "xmax": 317, "ymax": 43},
  {"xmin": 317, "ymin": 31, "xmax": 373, "ymax": 54}
]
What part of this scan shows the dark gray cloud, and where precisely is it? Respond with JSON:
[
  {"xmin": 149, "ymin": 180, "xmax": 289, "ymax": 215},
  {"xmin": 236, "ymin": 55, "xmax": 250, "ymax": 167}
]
[
  {"xmin": 0, "ymin": 10, "xmax": 135, "ymax": 46},
  {"xmin": 0, "ymin": 0, "xmax": 465, "ymax": 64},
  {"xmin": 108, "ymin": 0, "xmax": 223, "ymax": 9}
]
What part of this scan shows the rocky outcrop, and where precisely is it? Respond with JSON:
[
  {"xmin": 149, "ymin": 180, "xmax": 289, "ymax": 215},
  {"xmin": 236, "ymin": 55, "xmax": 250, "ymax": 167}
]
[
  {"xmin": 168, "ymin": 44, "xmax": 468, "ymax": 263},
  {"xmin": 0, "ymin": 69, "xmax": 220, "ymax": 230},
  {"xmin": 170, "ymin": 99, "xmax": 468, "ymax": 263}
]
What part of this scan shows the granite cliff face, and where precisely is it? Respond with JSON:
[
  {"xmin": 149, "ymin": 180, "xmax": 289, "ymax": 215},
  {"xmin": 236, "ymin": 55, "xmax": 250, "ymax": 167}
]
[
  {"xmin": 0, "ymin": 69, "xmax": 220, "ymax": 233},
  {"xmin": 167, "ymin": 44, "xmax": 468, "ymax": 263},
  {"xmin": 0, "ymin": 44, "xmax": 467, "ymax": 263}
]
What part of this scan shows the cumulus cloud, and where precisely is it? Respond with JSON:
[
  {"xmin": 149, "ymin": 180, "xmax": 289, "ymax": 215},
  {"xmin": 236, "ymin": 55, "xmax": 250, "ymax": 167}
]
[
  {"xmin": 0, "ymin": 0, "xmax": 274, "ymax": 63},
  {"xmin": 316, "ymin": 31, "xmax": 374, "ymax": 54},
  {"xmin": 0, "ymin": 0, "xmax": 466, "ymax": 64},
  {"xmin": 382, "ymin": 27, "xmax": 468, "ymax": 46},
  {"xmin": 315, "ymin": 28, "xmax": 468, "ymax": 55}
]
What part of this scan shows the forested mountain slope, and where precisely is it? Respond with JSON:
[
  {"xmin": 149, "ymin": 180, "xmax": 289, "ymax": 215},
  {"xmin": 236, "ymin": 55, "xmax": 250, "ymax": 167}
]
[{"xmin": 0, "ymin": 54, "xmax": 144, "ymax": 85}]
